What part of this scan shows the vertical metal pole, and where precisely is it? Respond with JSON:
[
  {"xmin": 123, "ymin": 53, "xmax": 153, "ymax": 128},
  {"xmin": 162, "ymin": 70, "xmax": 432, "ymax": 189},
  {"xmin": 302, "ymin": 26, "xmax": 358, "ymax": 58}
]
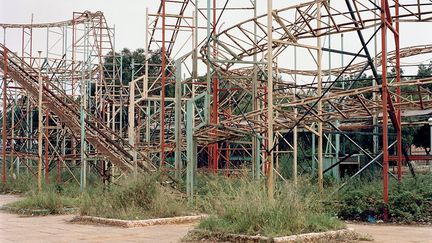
[
  {"xmin": 317, "ymin": 1, "xmax": 324, "ymax": 191},
  {"xmin": 128, "ymin": 79, "xmax": 137, "ymax": 178},
  {"xmin": 334, "ymin": 121, "xmax": 340, "ymax": 180},
  {"xmin": 210, "ymin": 0, "xmax": 219, "ymax": 173},
  {"xmin": 11, "ymin": 70, "xmax": 16, "ymax": 179},
  {"xmin": 37, "ymin": 51, "xmax": 43, "ymax": 192},
  {"xmin": 341, "ymin": 33, "xmax": 344, "ymax": 89},
  {"xmin": 336, "ymin": 24, "xmax": 343, "ymax": 181},
  {"xmin": 312, "ymin": 129, "xmax": 316, "ymax": 173},
  {"xmin": 29, "ymin": 20, "xmax": 33, "ymax": 65},
  {"xmin": 174, "ymin": 60, "xmax": 182, "ymax": 179},
  {"xmin": 293, "ymin": 46, "xmax": 298, "ymax": 185},
  {"xmin": 266, "ymin": 0, "xmax": 274, "ymax": 200},
  {"xmin": 192, "ymin": 0, "xmax": 198, "ymax": 182},
  {"xmin": 328, "ymin": 0, "xmax": 339, "ymax": 180},
  {"xmin": 72, "ymin": 14, "xmax": 77, "ymax": 166},
  {"xmin": 252, "ymin": 0, "xmax": 260, "ymax": 179},
  {"xmin": 59, "ymin": 25, "xmax": 66, "ymax": 183},
  {"xmin": 119, "ymin": 57, "xmax": 123, "ymax": 139},
  {"xmin": 45, "ymin": 110, "xmax": 49, "ymax": 183},
  {"xmin": 145, "ymin": 8, "xmax": 149, "ymax": 100},
  {"xmin": 45, "ymin": 27, "xmax": 49, "ymax": 182},
  {"xmin": 373, "ymin": 0, "xmax": 379, "ymax": 156},
  {"xmin": 326, "ymin": 0, "xmax": 332, "ymax": 179},
  {"xmin": 205, "ymin": 0, "xmax": 211, "ymax": 125},
  {"xmin": 145, "ymin": 8, "xmax": 150, "ymax": 149},
  {"xmin": 80, "ymin": 84, "xmax": 87, "ymax": 191},
  {"xmin": 186, "ymin": 100, "xmax": 195, "ymax": 199},
  {"xmin": 395, "ymin": 0, "xmax": 402, "ymax": 181},
  {"xmin": 146, "ymin": 105, "xmax": 151, "ymax": 144},
  {"xmin": 205, "ymin": 0, "xmax": 212, "ymax": 172},
  {"xmin": 381, "ymin": 0, "xmax": 389, "ymax": 221},
  {"xmin": 160, "ymin": 0, "xmax": 166, "ymax": 170},
  {"xmin": 186, "ymin": 7, "xmax": 198, "ymax": 189},
  {"xmin": 193, "ymin": 7, "xmax": 197, "ymax": 117},
  {"xmin": 2, "ymin": 46, "xmax": 8, "ymax": 185},
  {"xmin": 80, "ymin": 25, "xmax": 88, "ymax": 192}
]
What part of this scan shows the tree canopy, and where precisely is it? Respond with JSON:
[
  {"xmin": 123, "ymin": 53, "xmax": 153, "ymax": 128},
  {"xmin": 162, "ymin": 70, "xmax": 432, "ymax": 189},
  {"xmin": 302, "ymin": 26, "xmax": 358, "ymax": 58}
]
[{"xmin": 413, "ymin": 124, "xmax": 431, "ymax": 154}]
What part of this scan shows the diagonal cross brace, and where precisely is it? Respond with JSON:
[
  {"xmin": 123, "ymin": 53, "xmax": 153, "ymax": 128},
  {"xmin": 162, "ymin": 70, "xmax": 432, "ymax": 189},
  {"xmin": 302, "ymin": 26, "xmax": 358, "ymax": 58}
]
[{"xmin": 345, "ymin": 0, "xmax": 400, "ymax": 132}]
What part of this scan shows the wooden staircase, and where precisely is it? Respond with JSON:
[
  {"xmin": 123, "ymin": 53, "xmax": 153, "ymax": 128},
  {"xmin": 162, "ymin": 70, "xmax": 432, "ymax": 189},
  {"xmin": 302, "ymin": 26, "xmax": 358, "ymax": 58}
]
[{"xmin": 0, "ymin": 44, "xmax": 156, "ymax": 173}]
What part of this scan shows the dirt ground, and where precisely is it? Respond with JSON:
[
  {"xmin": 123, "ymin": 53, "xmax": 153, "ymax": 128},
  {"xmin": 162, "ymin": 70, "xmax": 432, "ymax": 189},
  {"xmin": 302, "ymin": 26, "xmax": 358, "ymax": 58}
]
[{"xmin": 1, "ymin": 194, "xmax": 431, "ymax": 242}]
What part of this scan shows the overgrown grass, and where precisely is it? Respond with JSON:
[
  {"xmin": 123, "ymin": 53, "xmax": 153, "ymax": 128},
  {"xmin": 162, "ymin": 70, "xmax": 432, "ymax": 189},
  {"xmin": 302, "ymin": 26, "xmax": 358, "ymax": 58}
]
[
  {"xmin": 1, "ymin": 170, "xmax": 99, "ymax": 215},
  {"xmin": 2, "ymin": 173, "xmax": 189, "ymax": 219},
  {"xmin": 7, "ymin": 189, "xmax": 78, "ymax": 215},
  {"xmin": 0, "ymin": 174, "xmax": 34, "ymax": 194},
  {"xmin": 335, "ymin": 174, "xmax": 432, "ymax": 223},
  {"xmin": 79, "ymin": 174, "xmax": 189, "ymax": 220},
  {"xmin": 193, "ymin": 177, "xmax": 344, "ymax": 238},
  {"xmin": 4, "ymin": 180, "xmax": 81, "ymax": 215}
]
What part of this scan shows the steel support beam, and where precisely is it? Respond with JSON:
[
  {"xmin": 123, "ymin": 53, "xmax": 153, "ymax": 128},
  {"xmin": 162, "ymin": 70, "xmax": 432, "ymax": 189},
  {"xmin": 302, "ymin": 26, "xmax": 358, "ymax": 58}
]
[{"xmin": 266, "ymin": 0, "xmax": 274, "ymax": 200}]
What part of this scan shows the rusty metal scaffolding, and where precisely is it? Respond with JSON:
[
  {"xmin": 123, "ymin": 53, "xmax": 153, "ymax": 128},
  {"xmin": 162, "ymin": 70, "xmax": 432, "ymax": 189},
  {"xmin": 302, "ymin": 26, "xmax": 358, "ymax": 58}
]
[
  {"xmin": 0, "ymin": 11, "xmax": 155, "ymax": 191},
  {"xmin": 1, "ymin": 0, "xmax": 432, "ymax": 218}
]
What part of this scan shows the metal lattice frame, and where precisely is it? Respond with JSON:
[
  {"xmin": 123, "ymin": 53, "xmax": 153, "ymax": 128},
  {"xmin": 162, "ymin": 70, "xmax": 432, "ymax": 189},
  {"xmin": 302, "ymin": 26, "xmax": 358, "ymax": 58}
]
[{"xmin": 1, "ymin": 1, "xmax": 432, "ymax": 217}]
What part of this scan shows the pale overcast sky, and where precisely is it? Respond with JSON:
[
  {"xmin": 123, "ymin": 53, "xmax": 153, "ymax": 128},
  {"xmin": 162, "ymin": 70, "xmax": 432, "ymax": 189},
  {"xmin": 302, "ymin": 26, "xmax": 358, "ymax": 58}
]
[
  {"xmin": 0, "ymin": 0, "xmax": 154, "ymax": 50},
  {"xmin": 1, "ymin": 0, "xmax": 431, "ymax": 76},
  {"xmin": 1, "ymin": 1, "xmax": 429, "ymax": 48}
]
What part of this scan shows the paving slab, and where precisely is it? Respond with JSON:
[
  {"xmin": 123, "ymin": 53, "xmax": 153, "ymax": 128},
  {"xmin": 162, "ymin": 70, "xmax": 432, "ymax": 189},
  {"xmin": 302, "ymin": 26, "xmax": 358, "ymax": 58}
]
[
  {"xmin": 348, "ymin": 223, "xmax": 432, "ymax": 243},
  {"xmin": 0, "ymin": 194, "xmax": 194, "ymax": 243},
  {"xmin": 3, "ymin": 194, "xmax": 432, "ymax": 242}
]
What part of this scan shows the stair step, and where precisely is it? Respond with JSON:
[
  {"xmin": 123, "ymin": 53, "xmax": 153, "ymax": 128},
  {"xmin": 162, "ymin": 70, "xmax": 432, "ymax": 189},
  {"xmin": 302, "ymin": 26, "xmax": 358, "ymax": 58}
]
[{"xmin": 0, "ymin": 43, "xmax": 154, "ymax": 173}]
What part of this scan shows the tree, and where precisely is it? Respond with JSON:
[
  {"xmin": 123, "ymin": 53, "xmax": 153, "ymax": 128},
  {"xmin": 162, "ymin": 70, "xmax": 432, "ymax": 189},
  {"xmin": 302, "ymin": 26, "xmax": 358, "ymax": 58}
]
[
  {"xmin": 118, "ymin": 48, "xmax": 146, "ymax": 84},
  {"xmin": 417, "ymin": 61, "xmax": 432, "ymax": 78},
  {"xmin": 412, "ymin": 124, "xmax": 431, "ymax": 155},
  {"xmin": 103, "ymin": 48, "xmax": 147, "ymax": 85},
  {"xmin": 415, "ymin": 61, "xmax": 432, "ymax": 90},
  {"xmin": 104, "ymin": 48, "xmax": 175, "ymax": 96}
]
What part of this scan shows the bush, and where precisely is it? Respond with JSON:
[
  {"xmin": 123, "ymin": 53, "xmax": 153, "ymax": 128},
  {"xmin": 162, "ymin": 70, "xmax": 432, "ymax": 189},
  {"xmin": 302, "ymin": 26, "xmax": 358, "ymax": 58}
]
[
  {"xmin": 336, "ymin": 174, "xmax": 432, "ymax": 223},
  {"xmin": 195, "ymin": 177, "xmax": 344, "ymax": 237}
]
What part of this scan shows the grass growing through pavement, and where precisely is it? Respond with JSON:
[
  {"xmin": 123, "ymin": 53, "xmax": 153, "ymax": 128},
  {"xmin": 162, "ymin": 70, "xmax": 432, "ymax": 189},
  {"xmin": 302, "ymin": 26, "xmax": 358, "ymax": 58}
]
[
  {"xmin": 79, "ymin": 174, "xmax": 189, "ymax": 220},
  {"xmin": 2, "ymin": 173, "xmax": 189, "ymax": 219},
  {"xmin": 7, "ymin": 189, "xmax": 78, "ymax": 215},
  {"xmin": 4, "ymin": 179, "xmax": 81, "ymax": 215},
  {"xmin": 192, "ymin": 177, "xmax": 344, "ymax": 238}
]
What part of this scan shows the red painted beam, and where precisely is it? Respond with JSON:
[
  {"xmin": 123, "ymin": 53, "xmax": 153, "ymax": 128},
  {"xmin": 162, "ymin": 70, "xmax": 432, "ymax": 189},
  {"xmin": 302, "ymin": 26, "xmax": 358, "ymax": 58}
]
[
  {"xmin": 389, "ymin": 155, "xmax": 432, "ymax": 161},
  {"xmin": 381, "ymin": 0, "xmax": 389, "ymax": 221}
]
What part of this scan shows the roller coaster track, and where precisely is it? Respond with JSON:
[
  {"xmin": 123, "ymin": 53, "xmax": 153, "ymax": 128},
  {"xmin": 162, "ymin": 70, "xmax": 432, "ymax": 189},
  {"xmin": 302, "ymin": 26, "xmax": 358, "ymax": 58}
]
[
  {"xmin": 194, "ymin": 0, "xmax": 432, "ymax": 143},
  {"xmin": 0, "ymin": 11, "xmax": 106, "ymax": 29},
  {"xmin": 0, "ymin": 44, "xmax": 156, "ymax": 172},
  {"xmin": 202, "ymin": 0, "xmax": 432, "ymax": 68}
]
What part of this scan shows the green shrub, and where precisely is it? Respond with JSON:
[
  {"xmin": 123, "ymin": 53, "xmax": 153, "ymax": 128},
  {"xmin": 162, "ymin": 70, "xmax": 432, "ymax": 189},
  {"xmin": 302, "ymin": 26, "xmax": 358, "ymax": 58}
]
[{"xmin": 336, "ymin": 174, "xmax": 432, "ymax": 222}]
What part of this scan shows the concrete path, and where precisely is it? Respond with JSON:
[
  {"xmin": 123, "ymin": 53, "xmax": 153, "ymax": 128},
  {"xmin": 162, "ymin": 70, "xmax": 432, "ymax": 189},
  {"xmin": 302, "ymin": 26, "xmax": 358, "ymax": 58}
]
[
  {"xmin": 0, "ymin": 194, "xmax": 194, "ymax": 243},
  {"xmin": 348, "ymin": 223, "xmax": 432, "ymax": 243},
  {"xmin": 2, "ymin": 195, "xmax": 432, "ymax": 242}
]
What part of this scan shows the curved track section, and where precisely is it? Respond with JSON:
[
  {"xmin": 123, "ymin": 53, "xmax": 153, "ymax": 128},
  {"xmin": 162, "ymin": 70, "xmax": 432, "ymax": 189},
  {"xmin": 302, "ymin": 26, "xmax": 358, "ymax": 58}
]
[{"xmin": 194, "ymin": 0, "xmax": 432, "ymax": 144}]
